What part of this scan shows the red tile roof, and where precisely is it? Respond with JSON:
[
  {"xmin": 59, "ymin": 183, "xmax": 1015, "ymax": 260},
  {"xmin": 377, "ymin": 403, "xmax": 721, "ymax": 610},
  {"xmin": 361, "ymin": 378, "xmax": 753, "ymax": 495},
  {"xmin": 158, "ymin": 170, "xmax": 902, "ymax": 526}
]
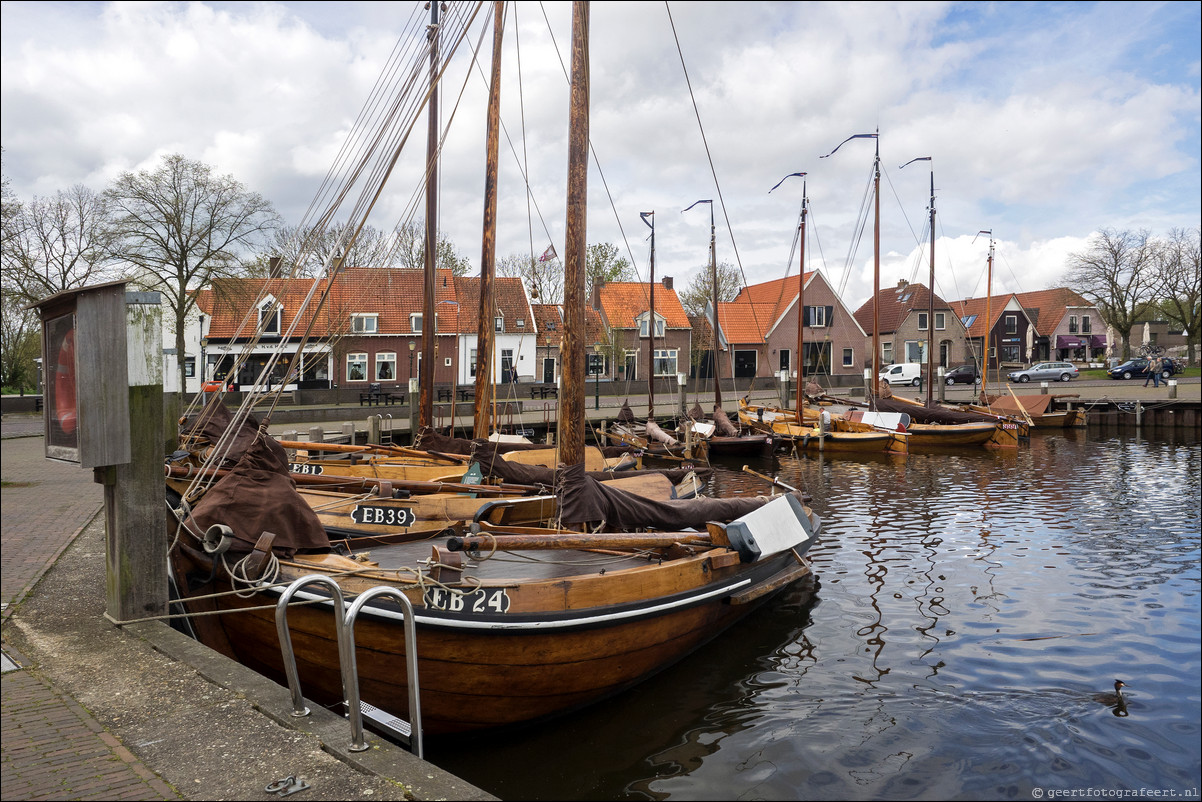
[
  {"xmin": 596, "ymin": 282, "xmax": 691, "ymax": 330},
  {"xmin": 1012, "ymin": 287, "xmax": 1095, "ymax": 335},
  {"xmin": 851, "ymin": 282, "xmax": 954, "ymax": 335}
]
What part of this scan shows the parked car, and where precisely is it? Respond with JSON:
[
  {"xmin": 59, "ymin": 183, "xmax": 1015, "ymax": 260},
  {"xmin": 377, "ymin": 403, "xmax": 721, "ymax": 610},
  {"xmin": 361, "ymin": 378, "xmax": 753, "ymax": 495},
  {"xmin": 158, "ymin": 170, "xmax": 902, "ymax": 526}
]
[
  {"xmin": 879, "ymin": 363, "xmax": 923, "ymax": 387},
  {"xmin": 944, "ymin": 364, "xmax": 981, "ymax": 385},
  {"xmin": 1107, "ymin": 357, "xmax": 1183, "ymax": 381},
  {"xmin": 1006, "ymin": 361, "xmax": 1079, "ymax": 383}
]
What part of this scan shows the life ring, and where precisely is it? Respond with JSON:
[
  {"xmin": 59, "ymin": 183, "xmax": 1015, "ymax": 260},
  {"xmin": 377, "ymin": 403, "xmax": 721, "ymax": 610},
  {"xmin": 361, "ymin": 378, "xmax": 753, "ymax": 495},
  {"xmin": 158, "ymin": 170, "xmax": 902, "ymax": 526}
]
[
  {"xmin": 54, "ymin": 329, "xmax": 78, "ymax": 436},
  {"xmin": 201, "ymin": 380, "xmax": 224, "ymax": 392}
]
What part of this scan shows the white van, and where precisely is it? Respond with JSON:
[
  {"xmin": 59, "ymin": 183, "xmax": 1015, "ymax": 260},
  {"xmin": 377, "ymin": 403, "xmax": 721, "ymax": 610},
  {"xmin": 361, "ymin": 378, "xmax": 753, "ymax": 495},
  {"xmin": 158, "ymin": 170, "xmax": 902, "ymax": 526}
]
[{"xmin": 879, "ymin": 363, "xmax": 922, "ymax": 387}]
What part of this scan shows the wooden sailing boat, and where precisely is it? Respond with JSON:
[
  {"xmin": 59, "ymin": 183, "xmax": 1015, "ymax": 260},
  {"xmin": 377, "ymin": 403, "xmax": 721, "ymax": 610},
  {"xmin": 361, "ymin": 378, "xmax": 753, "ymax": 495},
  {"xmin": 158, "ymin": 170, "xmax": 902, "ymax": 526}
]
[
  {"xmin": 737, "ymin": 173, "xmax": 903, "ymax": 454},
  {"xmin": 167, "ymin": 1, "xmax": 820, "ymax": 742}
]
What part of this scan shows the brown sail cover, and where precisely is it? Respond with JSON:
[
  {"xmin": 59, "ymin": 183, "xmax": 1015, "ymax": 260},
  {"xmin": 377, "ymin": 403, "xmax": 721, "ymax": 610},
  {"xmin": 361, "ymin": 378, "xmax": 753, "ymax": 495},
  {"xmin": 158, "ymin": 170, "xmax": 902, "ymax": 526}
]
[
  {"xmin": 873, "ymin": 397, "xmax": 1001, "ymax": 425},
  {"xmin": 179, "ymin": 396, "xmax": 262, "ymax": 467},
  {"xmin": 418, "ymin": 430, "xmax": 630, "ymax": 459},
  {"xmin": 712, "ymin": 406, "xmax": 740, "ymax": 436},
  {"xmin": 556, "ymin": 461, "xmax": 777, "ymax": 531},
  {"xmin": 187, "ymin": 433, "xmax": 330, "ymax": 557}
]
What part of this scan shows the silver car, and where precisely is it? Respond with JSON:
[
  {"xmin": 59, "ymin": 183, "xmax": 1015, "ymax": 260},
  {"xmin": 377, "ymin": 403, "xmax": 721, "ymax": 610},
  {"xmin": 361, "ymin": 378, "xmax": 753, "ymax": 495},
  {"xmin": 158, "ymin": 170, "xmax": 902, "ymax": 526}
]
[{"xmin": 1006, "ymin": 361, "xmax": 1079, "ymax": 383}]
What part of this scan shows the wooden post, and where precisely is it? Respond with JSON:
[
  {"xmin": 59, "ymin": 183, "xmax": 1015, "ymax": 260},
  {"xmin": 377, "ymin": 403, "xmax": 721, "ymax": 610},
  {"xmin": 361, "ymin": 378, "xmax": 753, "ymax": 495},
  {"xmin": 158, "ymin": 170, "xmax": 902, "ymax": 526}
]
[
  {"xmin": 368, "ymin": 415, "xmax": 382, "ymax": 444},
  {"xmin": 104, "ymin": 292, "xmax": 166, "ymax": 621}
]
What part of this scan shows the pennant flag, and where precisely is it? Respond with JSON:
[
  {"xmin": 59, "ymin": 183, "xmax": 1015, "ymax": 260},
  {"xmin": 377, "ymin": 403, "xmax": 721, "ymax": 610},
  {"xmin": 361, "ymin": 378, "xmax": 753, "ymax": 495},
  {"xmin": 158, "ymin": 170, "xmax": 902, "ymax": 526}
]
[
  {"xmin": 769, "ymin": 172, "xmax": 806, "ymax": 193},
  {"xmin": 819, "ymin": 132, "xmax": 878, "ymax": 159},
  {"xmin": 640, "ymin": 211, "xmax": 654, "ymax": 228},
  {"xmin": 539, "ymin": 244, "xmax": 557, "ymax": 262}
]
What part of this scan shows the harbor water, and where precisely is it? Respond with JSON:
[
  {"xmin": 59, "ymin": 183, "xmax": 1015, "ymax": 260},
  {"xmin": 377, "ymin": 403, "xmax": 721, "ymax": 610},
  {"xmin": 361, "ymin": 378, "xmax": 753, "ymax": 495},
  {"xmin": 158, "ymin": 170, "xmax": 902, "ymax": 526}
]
[{"xmin": 430, "ymin": 428, "xmax": 1201, "ymax": 800}]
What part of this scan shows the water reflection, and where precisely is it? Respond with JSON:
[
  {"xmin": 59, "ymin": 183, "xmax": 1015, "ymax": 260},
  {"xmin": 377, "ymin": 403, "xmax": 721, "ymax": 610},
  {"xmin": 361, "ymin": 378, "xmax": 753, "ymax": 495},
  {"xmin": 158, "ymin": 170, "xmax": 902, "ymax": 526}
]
[{"xmin": 432, "ymin": 430, "xmax": 1201, "ymax": 801}]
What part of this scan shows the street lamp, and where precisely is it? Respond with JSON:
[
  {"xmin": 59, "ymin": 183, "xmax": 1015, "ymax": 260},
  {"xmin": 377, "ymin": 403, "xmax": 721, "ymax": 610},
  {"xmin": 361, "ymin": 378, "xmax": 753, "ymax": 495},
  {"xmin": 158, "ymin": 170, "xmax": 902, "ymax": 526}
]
[{"xmin": 593, "ymin": 346, "xmax": 601, "ymax": 410}]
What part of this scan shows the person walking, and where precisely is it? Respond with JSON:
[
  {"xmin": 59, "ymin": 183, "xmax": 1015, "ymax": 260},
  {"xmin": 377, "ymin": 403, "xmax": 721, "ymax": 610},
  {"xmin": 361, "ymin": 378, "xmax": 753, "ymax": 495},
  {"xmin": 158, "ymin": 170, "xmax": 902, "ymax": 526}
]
[{"xmin": 1144, "ymin": 356, "xmax": 1162, "ymax": 388}]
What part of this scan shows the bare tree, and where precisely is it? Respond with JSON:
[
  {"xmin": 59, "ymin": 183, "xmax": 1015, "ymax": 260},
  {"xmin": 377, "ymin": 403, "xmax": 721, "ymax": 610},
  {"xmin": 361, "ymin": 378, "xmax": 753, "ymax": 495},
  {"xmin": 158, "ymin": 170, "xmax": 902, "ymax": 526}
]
[
  {"xmin": 389, "ymin": 220, "xmax": 472, "ymax": 275},
  {"xmin": 105, "ymin": 154, "xmax": 281, "ymax": 395},
  {"xmin": 498, "ymin": 251, "xmax": 562, "ymax": 305},
  {"xmin": 260, "ymin": 222, "xmax": 398, "ymax": 278},
  {"xmin": 1151, "ymin": 226, "xmax": 1201, "ymax": 366},
  {"xmin": 1063, "ymin": 229, "xmax": 1156, "ymax": 362},
  {"xmin": 1, "ymin": 185, "xmax": 121, "ymax": 305},
  {"xmin": 677, "ymin": 260, "xmax": 743, "ymax": 318}
]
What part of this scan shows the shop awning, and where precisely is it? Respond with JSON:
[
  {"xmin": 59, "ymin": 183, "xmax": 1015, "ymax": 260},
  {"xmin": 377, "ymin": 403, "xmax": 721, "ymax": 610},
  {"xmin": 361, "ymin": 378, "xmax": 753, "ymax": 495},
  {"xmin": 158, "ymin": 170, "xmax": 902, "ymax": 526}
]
[
  {"xmin": 1090, "ymin": 334, "xmax": 1107, "ymax": 348},
  {"xmin": 1056, "ymin": 335, "xmax": 1085, "ymax": 348}
]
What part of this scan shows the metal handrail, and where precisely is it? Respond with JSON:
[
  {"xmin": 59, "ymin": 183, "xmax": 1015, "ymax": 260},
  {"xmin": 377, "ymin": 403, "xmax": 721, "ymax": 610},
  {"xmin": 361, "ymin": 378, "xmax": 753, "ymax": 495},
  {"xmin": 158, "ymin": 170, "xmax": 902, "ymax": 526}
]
[
  {"xmin": 343, "ymin": 587, "xmax": 423, "ymax": 757},
  {"xmin": 274, "ymin": 575, "xmax": 422, "ymax": 756},
  {"xmin": 275, "ymin": 575, "xmax": 350, "ymax": 718}
]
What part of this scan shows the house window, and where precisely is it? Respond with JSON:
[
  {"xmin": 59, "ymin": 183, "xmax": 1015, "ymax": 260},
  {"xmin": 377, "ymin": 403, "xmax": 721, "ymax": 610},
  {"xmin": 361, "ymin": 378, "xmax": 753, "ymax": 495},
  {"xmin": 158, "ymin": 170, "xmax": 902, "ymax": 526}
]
[
  {"xmin": 495, "ymin": 316, "xmax": 504, "ymax": 332},
  {"xmin": 653, "ymin": 349, "xmax": 678, "ymax": 376},
  {"xmin": 906, "ymin": 340, "xmax": 925, "ymax": 363},
  {"xmin": 260, "ymin": 302, "xmax": 281, "ymax": 335},
  {"xmin": 882, "ymin": 342, "xmax": 893, "ymax": 364},
  {"xmin": 806, "ymin": 305, "xmax": 829, "ymax": 327},
  {"xmin": 935, "ymin": 312, "xmax": 946, "ymax": 331},
  {"xmin": 375, "ymin": 351, "xmax": 396, "ymax": 381},
  {"xmin": 352, "ymin": 314, "xmax": 378, "ymax": 334},
  {"xmin": 1005, "ymin": 314, "xmax": 1017, "ymax": 334},
  {"xmin": 918, "ymin": 312, "xmax": 929, "ymax": 331},
  {"xmin": 1081, "ymin": 316, "xmax": 1091, "ymax": 333},
  {"xmin": 1068, "ymin": 315, "xmax": 1078, "ymax": 333},
  {"xmin": 779, "ymin": 349, "xmax": 791, "ymax": 373},
  {"xmin": 639, "ymin": 315, "xmax": 666, "ymax": 338},
  {"xmin": 346, "ymin": 352, "xmax": 368, "ymax": 382},
  {"xmin": 469, "ymin": 348, "xmax": 477, "ymax": 378},
  {"xmin": 587, "ymin": 353, "xmax": 605, "ymax": 376},
  {"xmin": 516, "ymin": 318, "xmax": 525, "ymax": 328},
  {"xmin": 184, "ymin": 357, "xmax": 196, "ymax": 378},
  {"xmin": 410, "ymin": 313, "xmax": 423, "ymax": 333},
  {"xmin": 842, "ymin": 348, "xmax": 854, "ymax": 368}
]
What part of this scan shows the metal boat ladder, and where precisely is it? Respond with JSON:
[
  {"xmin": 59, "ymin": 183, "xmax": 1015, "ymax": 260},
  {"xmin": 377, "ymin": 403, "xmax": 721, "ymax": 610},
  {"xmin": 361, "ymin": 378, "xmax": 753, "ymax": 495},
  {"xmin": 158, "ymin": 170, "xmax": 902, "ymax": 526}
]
[{"xmin": 274, "ymin": 575, "xmax": 423, "ymax": 758}]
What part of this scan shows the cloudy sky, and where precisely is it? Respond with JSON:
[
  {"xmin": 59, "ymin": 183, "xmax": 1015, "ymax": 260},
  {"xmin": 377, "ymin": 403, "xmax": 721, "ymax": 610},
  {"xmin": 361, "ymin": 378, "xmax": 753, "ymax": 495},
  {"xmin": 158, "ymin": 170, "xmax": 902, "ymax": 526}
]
[{"xmin": 3, "ymin": 1, "xmax": 1199, "ymax": 311}]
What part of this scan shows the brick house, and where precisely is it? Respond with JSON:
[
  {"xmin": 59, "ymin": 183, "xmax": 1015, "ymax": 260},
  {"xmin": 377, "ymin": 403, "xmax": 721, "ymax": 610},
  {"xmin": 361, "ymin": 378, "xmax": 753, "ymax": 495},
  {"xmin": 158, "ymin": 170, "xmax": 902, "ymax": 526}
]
[
  {"xmin": 1014, "ymin": 288, "xmax": 1107, "ymax": 363},
  {"xmin": 593, "ymin": 278, "xmax": 692, "ymax": 386},
  {"xmin": 852, "ymin": 280, "xmax": 971, "ymax": 376},
  {"xmin": 951, "ymin": 293, "xmax": 1036, "ymax": 371}
]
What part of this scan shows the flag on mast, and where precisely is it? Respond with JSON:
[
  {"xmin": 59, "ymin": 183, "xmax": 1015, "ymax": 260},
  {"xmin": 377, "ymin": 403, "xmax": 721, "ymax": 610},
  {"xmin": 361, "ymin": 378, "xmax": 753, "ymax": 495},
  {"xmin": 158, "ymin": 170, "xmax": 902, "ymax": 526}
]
[{"xmin": 539, "ymin": 244, "xmax": 557, "ymax": 262}]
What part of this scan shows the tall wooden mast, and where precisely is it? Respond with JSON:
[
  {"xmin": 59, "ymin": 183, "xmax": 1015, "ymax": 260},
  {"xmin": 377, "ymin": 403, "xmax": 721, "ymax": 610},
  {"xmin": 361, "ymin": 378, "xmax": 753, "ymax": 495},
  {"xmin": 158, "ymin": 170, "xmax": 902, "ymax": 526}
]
[
  {"xmin": 641, "ymin": 211, "xmax": 656, "ymax": 419},
  {"xmin": 795, "ymin": 185, "xmax": 808, "ymax": 420},
  {"xmin": 559, "ymin": 0, "xmax": 589, "ymax": 469},
  {"xmin": 419, "ymin": 0, "xmax": 441, "ymax": 433},
  {"xmin": 474, "ymin": 1, "xmax": 504, "ymax": 438}
]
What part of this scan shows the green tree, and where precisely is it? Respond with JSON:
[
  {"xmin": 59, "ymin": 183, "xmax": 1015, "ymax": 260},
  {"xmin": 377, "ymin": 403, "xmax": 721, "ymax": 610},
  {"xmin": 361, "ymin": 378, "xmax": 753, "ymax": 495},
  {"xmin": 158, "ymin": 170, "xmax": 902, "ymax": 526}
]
[
  {"xmin": 105, "ymin": 154, "xmax": 281, "ymax": 396},
  {"xmin": 586, "ymin": 242, "xmax": 635, "ymax": 298},
  {"xmin": 1063, "ymin": 229, "xmax": 1156, "ymax": 362},
  {"xmin": 1151, "ymin": 226, "xmax": 1201, "ymax": 366},
  {"xmin": 676, "ymin": 260, "xmax": 743, "ymax": 318}
]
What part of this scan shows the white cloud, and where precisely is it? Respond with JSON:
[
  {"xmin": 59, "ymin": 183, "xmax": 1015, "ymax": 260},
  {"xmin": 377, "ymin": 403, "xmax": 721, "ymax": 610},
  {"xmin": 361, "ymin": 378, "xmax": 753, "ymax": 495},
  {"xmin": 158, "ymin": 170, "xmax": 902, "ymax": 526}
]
[{"xmin": 2, "ymin": 0, "xmax": 1198, "ymax": 312}]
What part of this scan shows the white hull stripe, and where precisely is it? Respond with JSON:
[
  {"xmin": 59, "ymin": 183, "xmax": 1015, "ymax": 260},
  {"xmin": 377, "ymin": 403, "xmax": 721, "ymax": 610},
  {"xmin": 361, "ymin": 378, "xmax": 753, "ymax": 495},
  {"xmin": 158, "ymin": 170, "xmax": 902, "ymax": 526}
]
[{"xmin": 264, "ymin": 577, "xmax": 754, "ymax": 632}]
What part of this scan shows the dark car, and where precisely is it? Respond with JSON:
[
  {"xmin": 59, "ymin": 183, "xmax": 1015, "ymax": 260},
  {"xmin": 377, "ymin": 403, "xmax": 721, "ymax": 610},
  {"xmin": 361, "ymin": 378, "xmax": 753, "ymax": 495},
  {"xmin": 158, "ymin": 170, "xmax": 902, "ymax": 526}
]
[
  {"xmin": 1107, "ymin": 357, "xmax": 1183, "ymax": 381},
  {"xmin": 944, "ymin": 365, "xmax": 981, "ymax": 385}
]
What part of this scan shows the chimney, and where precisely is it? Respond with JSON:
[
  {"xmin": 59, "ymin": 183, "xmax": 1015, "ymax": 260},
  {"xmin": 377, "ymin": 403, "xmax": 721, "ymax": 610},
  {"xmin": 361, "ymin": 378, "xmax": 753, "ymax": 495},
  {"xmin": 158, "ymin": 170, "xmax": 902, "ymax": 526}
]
[
  {"xmin": 592, "ymin": 279, "xmax": 605, "ymax": 310},
  {"xmin": 896, "ymin": 278, "xmax": 908, "ymax": 288},
  {"xmin": 662, "ymin": 276, "xmax": 673, "ymax": 290},
  {"xmin": 269, "ymin": 256, "xmax": 283, "ymax": 278}
]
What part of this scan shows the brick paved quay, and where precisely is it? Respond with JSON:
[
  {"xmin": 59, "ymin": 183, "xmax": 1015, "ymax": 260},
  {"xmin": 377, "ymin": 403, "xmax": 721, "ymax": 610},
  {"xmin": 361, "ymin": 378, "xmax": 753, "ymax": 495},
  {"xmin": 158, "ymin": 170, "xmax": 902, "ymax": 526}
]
[{"xmin": 1, "ymin": 416, "xmax": 492, "ymax": 801}]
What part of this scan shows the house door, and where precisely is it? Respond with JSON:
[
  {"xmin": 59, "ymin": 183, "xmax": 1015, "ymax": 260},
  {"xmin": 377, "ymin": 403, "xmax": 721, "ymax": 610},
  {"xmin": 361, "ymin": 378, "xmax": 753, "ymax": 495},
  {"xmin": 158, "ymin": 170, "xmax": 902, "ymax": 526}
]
[
  {"xmin": 624, "ymin": 352, "xmax": 638, "ymax": 381},
  {"xmin": 542, "ymin": 357, "xmax": 555, "ymax": 384}
]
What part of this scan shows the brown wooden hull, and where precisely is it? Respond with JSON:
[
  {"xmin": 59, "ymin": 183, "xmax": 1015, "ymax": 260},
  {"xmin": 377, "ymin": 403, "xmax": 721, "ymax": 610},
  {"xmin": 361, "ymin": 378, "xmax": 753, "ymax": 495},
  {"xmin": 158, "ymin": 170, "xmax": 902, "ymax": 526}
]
[{"xmin": 170, "ymin": 531, "xmax": 813, "ymax": 736}]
